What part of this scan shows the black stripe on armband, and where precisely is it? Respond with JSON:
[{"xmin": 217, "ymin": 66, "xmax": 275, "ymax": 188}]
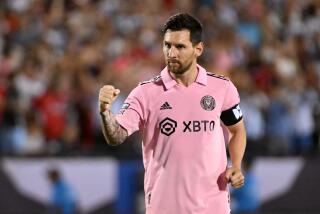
[{"xmin": 220, "ymin": 104, "xmax": 243, "ymax": 126}]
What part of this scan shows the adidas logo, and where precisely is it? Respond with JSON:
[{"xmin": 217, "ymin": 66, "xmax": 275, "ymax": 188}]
[{"xmin": 160, "ymin": 102, "xmax": 172, "ymax": 110}]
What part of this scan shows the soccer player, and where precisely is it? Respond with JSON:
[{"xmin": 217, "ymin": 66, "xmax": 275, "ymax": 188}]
[{"xmin": 99, "ymin": 13, "xmax": 246, "ymax": 214}]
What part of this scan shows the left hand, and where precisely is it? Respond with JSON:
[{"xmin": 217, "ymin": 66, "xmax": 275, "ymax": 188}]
[{"xmin": 225, "ymin": 167, "xmax": 245, "ymax": 189}]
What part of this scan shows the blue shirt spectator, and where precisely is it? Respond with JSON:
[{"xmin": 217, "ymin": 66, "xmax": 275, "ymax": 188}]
[{"xmin": 48, "ymin": 168, "xmax": 78, "ymax": 214}]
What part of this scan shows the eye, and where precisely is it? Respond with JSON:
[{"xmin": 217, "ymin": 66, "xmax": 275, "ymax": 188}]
[
  {"xmin": 164, "ymin": 42, "xmax": 171, "ymax": 48},
  {"xmin": 176, "ymin": 44, "xmax": 185, "ymax": 49}
]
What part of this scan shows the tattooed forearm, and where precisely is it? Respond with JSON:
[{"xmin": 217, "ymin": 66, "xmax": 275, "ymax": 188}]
[{"xmin": 100, "ymin": 110, "xmax": 128, "ymax": 146}]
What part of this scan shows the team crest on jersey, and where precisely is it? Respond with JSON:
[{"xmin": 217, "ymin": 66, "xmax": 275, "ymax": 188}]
[{"xmin": 200, "ymin": 95, "xmax": 215, "ymax": 111}]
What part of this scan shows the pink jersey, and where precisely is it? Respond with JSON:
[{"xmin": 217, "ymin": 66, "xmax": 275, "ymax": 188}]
[{"xmin": 116, "ymin": 65, "xmax": 242, "ymax": 214}]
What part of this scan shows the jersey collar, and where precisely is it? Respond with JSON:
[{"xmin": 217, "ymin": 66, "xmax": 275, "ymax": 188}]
[{"xmin": 161, "ymin": 64, "xmax": 207, "ymax": 90}]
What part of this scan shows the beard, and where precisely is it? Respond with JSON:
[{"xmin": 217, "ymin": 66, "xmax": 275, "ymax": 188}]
[{"xmin": 167, "ymin": 59, "xmax": 193, "ymax": 75}]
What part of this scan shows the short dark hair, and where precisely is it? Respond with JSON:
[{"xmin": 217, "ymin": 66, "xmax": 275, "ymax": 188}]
[{"xmin": 162, "ymin": 13, "xmax": 203, "ymax": 45}]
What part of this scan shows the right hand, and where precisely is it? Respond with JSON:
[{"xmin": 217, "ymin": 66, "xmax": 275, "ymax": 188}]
[{"xmin": 99, "ymin": 85, "xmax": 120, "ymax": 113}]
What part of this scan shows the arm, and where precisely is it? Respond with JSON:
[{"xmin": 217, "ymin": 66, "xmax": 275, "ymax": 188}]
[
  {"xmin": 99, "ymin": 85, "xmax": 128, "ymax": 146},
  {"xmin": 225, "ymin": 119, "xmax": 247, "ymax": 188},
  {"xmin": 227, "ymin": 119, "xmax": 246, "ymax": 169},
  {"xmin": 100, "ymin": 108, "xmax": 128, "ymax": 146}
]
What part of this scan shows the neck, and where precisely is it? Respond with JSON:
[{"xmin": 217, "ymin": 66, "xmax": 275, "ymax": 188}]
[{"xmin": 170, "ymin": 62, "xmax": 198, "ymax": 87}]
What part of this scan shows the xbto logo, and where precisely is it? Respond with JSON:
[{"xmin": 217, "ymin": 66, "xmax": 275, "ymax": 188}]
[
  {"xmin": 159, "ymin": 118, "xmax": 215, "ymax": 136},
  {"xmin": 183, "ymin": 120, "xmax": 215, "ymax": 132},
  {"xmin": 159, "ymin": 117, "xmax": 177, "ymax": 136}
]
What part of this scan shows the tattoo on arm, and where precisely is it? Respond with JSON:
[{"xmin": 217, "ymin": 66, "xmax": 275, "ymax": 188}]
[{"xmin": 100, "ymin": 110, "xmax": 128, "ymax": 146}]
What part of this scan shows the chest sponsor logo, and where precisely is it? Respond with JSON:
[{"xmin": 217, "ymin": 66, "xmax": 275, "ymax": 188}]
[
  {"xmin": 159, "ymin": 118, "xmax": 215, "ymax": 136},
  {"xmin": 200, "ymin": 95, "xmax": 215, "ymax": 111},
  {"xmin": 159, "ymin": 117, "xmax": 177, "ymax": 136},
  {"xmin": 183, "ymin": 120, "xmax": 215, "ymax": 132}
]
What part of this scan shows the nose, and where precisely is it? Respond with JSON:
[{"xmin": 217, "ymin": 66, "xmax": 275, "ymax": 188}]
[{"xmin": 168, "ymin": 46, "xmax": 178, "ymax": 58}]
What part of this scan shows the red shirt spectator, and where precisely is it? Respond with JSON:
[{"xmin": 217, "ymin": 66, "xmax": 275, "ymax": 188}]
[{"xmin": 34, "ymin": 90, "xmax": 68, "ymax": 141}]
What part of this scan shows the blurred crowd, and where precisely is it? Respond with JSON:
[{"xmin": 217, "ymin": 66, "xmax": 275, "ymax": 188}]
[{"xmin": 0, "ymin": 0, "xmax": 319, "ymax": 158}]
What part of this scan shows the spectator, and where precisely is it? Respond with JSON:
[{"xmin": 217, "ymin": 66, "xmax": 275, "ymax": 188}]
[
  {"xmin": 19, "ymin": 110, "xmax": 45, "ymax": 155},
  {"xmin": 47, "ymin": 168, "xmax": 78, "ymax": 214},
  {"xmin": 265, "ymin": 81, "xmax": 294, "ymax": 155}
]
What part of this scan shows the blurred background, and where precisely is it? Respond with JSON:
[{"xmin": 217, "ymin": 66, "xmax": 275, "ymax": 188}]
[{"xmin": 0, "ymin": 0, "xmax": 320, "ymax": 213}]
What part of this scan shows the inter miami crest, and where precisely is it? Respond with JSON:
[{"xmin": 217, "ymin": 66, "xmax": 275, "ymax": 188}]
[{"xmin": 200, "ymin": 95, "xmax": 215, "ymax": 111}]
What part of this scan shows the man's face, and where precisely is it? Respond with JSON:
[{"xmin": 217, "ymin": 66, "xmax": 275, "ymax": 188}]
[{"xmin": 163, "ymin": 29, "xmax": 203, "ymax": 75}]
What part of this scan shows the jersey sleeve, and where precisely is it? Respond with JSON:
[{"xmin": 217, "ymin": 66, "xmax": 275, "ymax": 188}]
[
  {"xmin": 115, "ymin": 85, "xmax": 145, "ymax": 135},
  {"xmin": 220, "ymin": 80, "xmax": 243, "ymax": 126}
]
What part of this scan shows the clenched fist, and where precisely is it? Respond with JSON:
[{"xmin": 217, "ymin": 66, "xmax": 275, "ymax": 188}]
[
  {"xmin": 99, "ymin": 85, "xmax": 120, "ymax": 113},
  {"xmin": 225, "ymin": 166, "xmax": 245, "ymax": 189}
]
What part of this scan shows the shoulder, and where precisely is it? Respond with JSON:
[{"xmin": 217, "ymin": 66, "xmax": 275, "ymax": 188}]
[
  {"xmin": 206, "ymin": 72, "xmax": 229, "ymax": 81},
  {"xmin": 139, "ymin": 75, "xmax": 162, "ymax": 86},
  {"xmin": 127, "ymin": 75, "xmax": 162, "ymax": 106},
  {"xmin": 206, "ymin": 72, "xmax": 237, "ymax": 92},
  {"xmin": 130, "ymin": 74, "xmax": 162, "ymax": 98}
]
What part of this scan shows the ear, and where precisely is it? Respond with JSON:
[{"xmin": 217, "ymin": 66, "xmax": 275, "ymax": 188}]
[{"xmin": 194, "ymin": 42, "xmax": 204, "ymax": 57}]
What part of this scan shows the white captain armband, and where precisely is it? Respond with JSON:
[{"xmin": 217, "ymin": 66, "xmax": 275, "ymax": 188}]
[{"xmin": 220, "ymin": 104, "xmax": 243, "ymax": 126}]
